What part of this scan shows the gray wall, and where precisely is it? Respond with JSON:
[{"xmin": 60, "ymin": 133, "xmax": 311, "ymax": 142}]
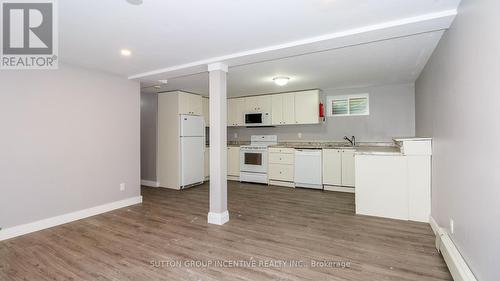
[
  {"xmin": 140, "ymin": 93, "xmax": 157, "ymax": 182},
  {"xmin": 0, "ymin": 64, "xmax": 141, "ymax": 229},
  {"xmin": 415, "ymin": 0, "xmax": 500, "ymax": 280},
  {"xmin": 228, "ymin": 83, "xmax": 415, "ymax": 142}
]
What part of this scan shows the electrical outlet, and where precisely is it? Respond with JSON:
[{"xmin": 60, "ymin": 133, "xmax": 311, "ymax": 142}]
[
  {"xmin": 449, "ymin": 218, "xmax": 454, "ymax": 234},
  {"xmin": 120, "ymin": 183, "xmax": 126, "ymax": 191},
  {"xmin": 298, "ymin": 133, "xmax": 302, "ymax": 139}
]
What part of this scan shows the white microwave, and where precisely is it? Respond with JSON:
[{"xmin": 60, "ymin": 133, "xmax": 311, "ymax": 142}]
[{"xmin": 244, "ymin": 112, "xmax": 271, "ymax": 126}]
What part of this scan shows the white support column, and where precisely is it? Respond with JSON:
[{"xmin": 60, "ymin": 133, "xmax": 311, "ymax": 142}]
[{"xmin": 207, "ymin": 62, "xmax": 229, "ymax": 225}]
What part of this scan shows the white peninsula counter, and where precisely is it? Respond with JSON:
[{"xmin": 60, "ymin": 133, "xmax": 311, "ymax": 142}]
[{"xmin": 355, "ymin": 138, "xmax": 432, "ymax": 222}]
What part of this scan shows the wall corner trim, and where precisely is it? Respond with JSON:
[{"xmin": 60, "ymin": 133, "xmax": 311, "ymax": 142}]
[
  {"xmin": 0, "ymin": 196, "xmax": 143, "ymax": 241},
  {"xmin": 430, "ymin": 216, "xmax": 478, "ymax": 281},
  {"xmin": 429, "ymin": 215, "xmax": 440, "ymax": 235},
  {"xmin": 141, "ymin": 180, "xmax": 160, "ymax": 187}
]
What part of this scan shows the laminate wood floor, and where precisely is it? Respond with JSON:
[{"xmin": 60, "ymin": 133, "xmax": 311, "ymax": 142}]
[{"xmin": 0, "ymin": 182, "xmax": 451, "ymax": 281}]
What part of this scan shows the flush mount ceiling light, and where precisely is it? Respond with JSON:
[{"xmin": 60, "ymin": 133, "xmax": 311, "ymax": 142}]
[
  {"xmin": 126, "ymin": 0, "xmax": 143, "ymax": 5},
  {"xmin": 273, "ymin": 76, "xmax": 290, "ymax": 86},
  {"xmin": 154, "ymin": 85, "xmax": 161, "ymax": 89},
  {"xmin": 158, "ymin": 79, "xmax": 168, "ymax": 84},
  {"xmin": 120, "ymin": 49, "xmax": 132, "ymax": 56}
]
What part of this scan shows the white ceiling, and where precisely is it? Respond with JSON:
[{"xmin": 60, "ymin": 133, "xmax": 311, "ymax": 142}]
[
  {"xmin": 58, "ymin": 0, "xmax": 460, "ymax": 77},
  {"xmin": 141, "ymin": 31, "xmax": 444, "ymax": 97}
]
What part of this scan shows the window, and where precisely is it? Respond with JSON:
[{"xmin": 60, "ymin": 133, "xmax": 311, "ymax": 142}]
[{"xmin": 327, "ymin": 94, "xmax": 369, "ymax": 116}]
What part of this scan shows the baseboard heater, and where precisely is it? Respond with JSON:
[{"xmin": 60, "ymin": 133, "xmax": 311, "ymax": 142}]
[{"xmin": 434, "ymin": 221, "xmax": 477, "ymax": 281}]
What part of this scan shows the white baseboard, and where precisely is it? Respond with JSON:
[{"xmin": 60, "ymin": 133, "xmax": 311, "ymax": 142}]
[
  {"xmin": 141, "ymin": 180, "xmax": 159, "ymax": 187},
  {"xmin": 324, "ymin": 185, "xmax": 355, "ymax": 193},
  {"xmin": 269, "ymin": 180, "xmax": 295, "ymax": 188},
  {"xmin": 431, "ymin": 216, "xmax": 477, "ymax": 281},
  {"xmin": 0, "ymin": 196, "xmax": 143, "ymax": 241},
  {"xmin": 207, "ymin": 210, "xmax": 229, "ymax": 225},
  {"xmin": 227, "ymin": 175, "xmax": 240, "ymax": 181},
  {"xmin": 295, "ymin": 182, "xmax": 323, "ymax": 190}
]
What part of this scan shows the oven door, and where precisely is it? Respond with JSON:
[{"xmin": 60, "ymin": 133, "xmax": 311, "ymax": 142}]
[{"xmin": 240, "ymin": 149, "xmax": 268, "ymax": 173}]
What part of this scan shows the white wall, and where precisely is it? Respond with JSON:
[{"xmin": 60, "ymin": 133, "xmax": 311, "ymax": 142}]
[
  {"xmin": 0, "ymin": 64, "xmax": 141, "ymax": 229},
  {"xmin": 415, "ymin": 0, "xmax": 500, "ymax": 280},
  {"xmin": 228, "ymin": 83, "xmax": 415, "ymax": 142}
]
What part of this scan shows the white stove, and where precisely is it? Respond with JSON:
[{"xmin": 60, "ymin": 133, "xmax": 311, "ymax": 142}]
[{"xmin": 240, "ymin": 135, "xmax": 277, "ymax": 184}]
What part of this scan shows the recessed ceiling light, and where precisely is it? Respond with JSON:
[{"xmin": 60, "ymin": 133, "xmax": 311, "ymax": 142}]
[
  {"xmin": 121, "ymin": 49, "xmax": 132, "ymax": 56},
  {"xmin": 126, "ymin": 0, "xmax": 143, "ymax": 5},
  {"xmin": 273, "ymin": 76, "xmax": 290, "ymax": 86},
  {"xmin": 158, "ymin": 79, "xmax": 168, "ymax": 84}
]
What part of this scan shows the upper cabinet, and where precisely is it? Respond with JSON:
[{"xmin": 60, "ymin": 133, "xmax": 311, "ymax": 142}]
[
  {"xmin": 228, "ymin": 98, "xmax": 245, "ymax": 126},
  {"xmin": 202, "ymin": 97, "xmax": 209, "ymax": 126},
  {"xmin": 244, "ymin": 95, "xmax": 272, "ymax": 113},
  {"xmin": 178, "ymin": 92, "xmax": 202, "ymax": 116},
  {"xmin": 226, "ymin": 89, "xmax": 320, "ymax": 127},
  {"xmin": 294, "ymin": 90, "xmax": 320, "ymax": 124},
  {"xmin": 271, "ymin": 93, "xmax": 296, "ymax": 125}
]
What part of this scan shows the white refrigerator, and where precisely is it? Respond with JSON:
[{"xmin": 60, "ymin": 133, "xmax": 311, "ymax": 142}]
[{"xmin": 179, "ymin": 115, "xmax": 205, "ymax": 188}]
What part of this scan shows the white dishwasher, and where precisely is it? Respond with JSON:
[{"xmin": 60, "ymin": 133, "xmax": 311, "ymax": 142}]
[{"xmin": 294, "ymin": 149, "xmax": 323, "ymax": 189}]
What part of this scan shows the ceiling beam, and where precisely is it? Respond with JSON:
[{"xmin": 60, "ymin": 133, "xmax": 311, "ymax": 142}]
[{"xmin": 129, "ymin": 9, "xmax": 456, "ymax": 81}]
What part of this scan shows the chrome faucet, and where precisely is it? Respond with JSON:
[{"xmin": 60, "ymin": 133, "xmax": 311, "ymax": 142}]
[{"xmin": 344, "ymin": 136, "xmax": 356, "ymax": 147}]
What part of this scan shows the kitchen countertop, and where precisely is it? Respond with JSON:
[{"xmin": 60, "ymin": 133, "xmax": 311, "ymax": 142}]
[
  {"xmin": 354, "ymin": 146, "xmax": 401, "ymax": 155},
  {"xmin": 270, "ymin": 142, "xmax": 402, "ymax": 155},
  {"xmin": 270, "ymin": 143, "xmax": 355, "ymax": 149},
  {"xmin": 227, "ymin": 141, "xmax": 249, "ymax": 147},
  {"xmin": 224, "ymin": 140, "xmax": 402, "ymax": 155},
  {"xmin": 393, "ymin": 137, "xmax": 432, "ymax": 142}
]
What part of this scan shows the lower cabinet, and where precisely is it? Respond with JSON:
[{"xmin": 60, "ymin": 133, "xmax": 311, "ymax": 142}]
[
  {"xmin": 268, "ymin": 147, "xmax": 295, "ymax": 187},
  {"xmin": 323, "ymin": 149, "xmax": 342, "ymax": 185},
  {"xmin": 323, "ymin": 149, "xmax": 355, "ymax": 188},
  {"xmin": 341, "ymin": 149, "xmax": 355, "ymax": 187},
  {"xmin": 269, "ymin": 164, "xmax": 294, "ymax": 182},
  {"xmin": 227, "ymin": 146, "xmax": 240, "ymax": 178}
]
